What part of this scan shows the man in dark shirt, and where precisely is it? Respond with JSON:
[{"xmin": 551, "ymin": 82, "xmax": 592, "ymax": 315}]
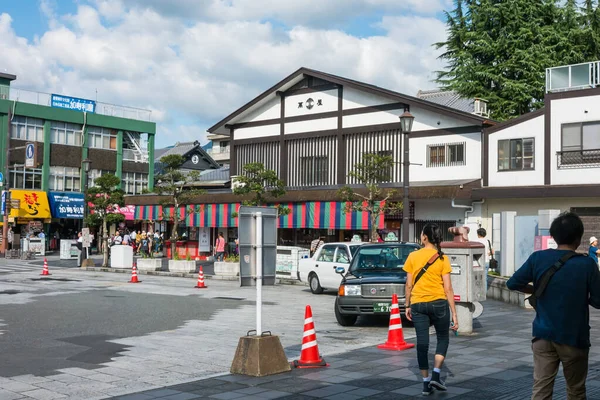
[{"xmin": 508, "ymin": 212, "xmax": 600, "ymax": 399}]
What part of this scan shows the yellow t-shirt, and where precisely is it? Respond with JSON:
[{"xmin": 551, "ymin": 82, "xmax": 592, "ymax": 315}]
[{"xmin": 403, "ymin": 248, "xmax": 452, "ymax": 304}]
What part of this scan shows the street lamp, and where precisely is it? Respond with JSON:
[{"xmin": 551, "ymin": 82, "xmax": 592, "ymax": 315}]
[
  {"xmin": 81, "ymin": 159, "xmax": 92, "ymax": 265},
  {"xmin": 400, "ymin": 111, "xmax": 414, "ymax": 242}
]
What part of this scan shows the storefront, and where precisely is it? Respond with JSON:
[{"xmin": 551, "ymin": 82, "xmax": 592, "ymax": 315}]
[
  {"xmin": 47, "ymin": 192, "xmax": 84, "ymax": 250},
  {"xmin": 8, "ymin": 190, "xmax": 52, "ymax": 253}
]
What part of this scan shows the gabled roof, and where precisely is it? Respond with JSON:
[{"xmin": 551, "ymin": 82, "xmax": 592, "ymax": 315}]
[
  {"xmin": 155, "ymin": 140, "xmax": 220, "ymax": 169},
  {"xmin": 416, "ymin": 89, "xmax": 474, "ymax": 113},
  {"xmin": 484, "ymin": 108, "xmax": 545, "ymax": 135},
  {"xmin": 208, "ymin": 67, "xmax": 494, "ymax": 134}
]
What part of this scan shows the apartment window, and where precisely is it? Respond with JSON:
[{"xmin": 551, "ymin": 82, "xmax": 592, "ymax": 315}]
[
  {"xmin": 122, "ymin": 172, "xmax": 148, "ymax": 195},
  {"xmin": 498, "ymin": 138, "xmax": 535, "ymax": 171},
  {"xmin": 50, "ymin": 122, "xmax": 83, "ymax": 146},
  {"xmin": 220, "ymin": 141, "xmax": 230, "ymax": 152},
  {"xmin": 9, "ymin": 164, "xmax": 42, "ymax": 190},
  {"xmin": 89, "ymin": 169, "xmax": 115, "ymax": 188},
  {"xmin": 427, "ymin": 143, "xmax": 466, "ymax": 167},
  {"xmin": 11, "ymin": 116, "xmax": 44, "ymax": 142},
  {"xmin": 559, "ymin": 122, "xmax": 600, "ymax": 167},
  {"xmin": 88, "ymin": 126, "xmax": 118, "ymax": 150},
  {"xmin": 300, "ymin": 156, "xmax": 328, "ymax": 186},
  {"xmin": 49, "ymin": 167, "xmax": 81, "ymax": 192}
]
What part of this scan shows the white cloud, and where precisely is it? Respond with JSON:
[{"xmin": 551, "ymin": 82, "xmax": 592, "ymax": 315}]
[{"xmin": 0, "ymin": 2, "xmax": 450, "ymax": 146}]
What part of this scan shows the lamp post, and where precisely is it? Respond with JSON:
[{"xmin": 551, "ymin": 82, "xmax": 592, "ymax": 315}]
[
  {"xmin": 400, "ymin": 111, "xmax": 414, "ymax": 243},
  {"xmin": 81, "ymin": 159, "xmax": 91, "ymax": 264}
]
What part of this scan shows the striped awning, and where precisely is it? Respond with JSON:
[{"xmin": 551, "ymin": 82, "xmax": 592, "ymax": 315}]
[
  {"xmin": 134, "ymin": 205, "xmax": 186, "ymax": 221},
  {"xmin": 186, "ymin": 203, "xmax": 241, "ymax": 228},
  {"xmin": 277, "ymin": 202, "xmax": 384, "ymax": 230}
]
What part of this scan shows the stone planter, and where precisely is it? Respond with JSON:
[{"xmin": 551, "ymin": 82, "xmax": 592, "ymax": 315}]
[
  {"xmin": 487, "ymin": 275, "xmax": 532, "ymax": 309},
  {"xmin": 137, "ymin": 258, "xmax": 163, "ymax": 272},
  {"xmin": 168, "ymin": 260, "xmax": 196, "ymax": 273},
  {"xmin": 214, "ymin": 262, "xmax": 240, "ymax": 277}
]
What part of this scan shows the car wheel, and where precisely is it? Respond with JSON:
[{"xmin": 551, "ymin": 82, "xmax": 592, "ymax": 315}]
[
  {"xmin": 335, "ymin": 298, "xmax": 357, "ymax": 326},
  {"xmin": 309, "ymin": 273, "xmax": 324, "ymax": 294}
]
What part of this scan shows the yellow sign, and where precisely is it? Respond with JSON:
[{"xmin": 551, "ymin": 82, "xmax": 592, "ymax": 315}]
[{"xmin": 9, "ymin": 190, "xmax": 51, "ymax": 219}]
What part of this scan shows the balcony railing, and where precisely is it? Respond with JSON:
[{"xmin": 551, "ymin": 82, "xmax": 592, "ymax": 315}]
[
  {"xmin": 557, "ymin": 149, "xmax": 600, "ymax": 169},
  {"xmin": 123, "ymin": 149, "xmax": 149, "ymax": 163},
  {"xmin": 546, "ymin": 61, "xmax": 600, "ymax": 93},
  {"xmin": 7, "ymin": 88, "xmax": 152, "ymax": 122}
]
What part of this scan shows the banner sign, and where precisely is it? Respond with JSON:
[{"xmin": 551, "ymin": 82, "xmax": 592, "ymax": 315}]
[
  {"xmin": 48, "ymin": 192, "xmax": 84, "ymax": 219},
  {"xmin": 51, "ymin": 94, "xmax": 96, "ymax": 113},
  {"xmin": 113, "ymin": 205, "xmax": 135, "ymax": 220}
]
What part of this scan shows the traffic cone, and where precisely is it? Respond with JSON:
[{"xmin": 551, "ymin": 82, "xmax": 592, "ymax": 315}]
[
  {"xmin": 292, "ymin": 305, "xmax": 328, "ymax": 368},
  {"xmin": 41, "ymin": 258, "xmax": 51, "ymax": 276},
  {"xmin": 195, "ymin": 256, "xmax": 200, "ymax": 261},
  {"xmin": 129, "ymin": 264, "xmax": 141, "ymax": 283},
  {"xmin": 195, "ymin": 266, "xmax": 207, "ymax": 289},
  {"xmin": 377, "ymin": 294, "xmax": 414, "ymax": 351}
]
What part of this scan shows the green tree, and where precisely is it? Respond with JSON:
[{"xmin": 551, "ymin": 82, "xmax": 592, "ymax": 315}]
[
  {"xmin": 337, "ymin": 153, "xmax": 402, "ymax": 243},
  {"xmin": 435, "ymin": 0, "xmax": 600, "ymax": 121},
  {"xmin": 154, "ymin": 154, "xmax": 205, "ymax": 259},
  {"xmin": 86, "ymin": 174, "xmax": 125, "ymax": 267},
  {"xmin": 232, "ymin": 162, "xmax": 290, "ymax": 215}
]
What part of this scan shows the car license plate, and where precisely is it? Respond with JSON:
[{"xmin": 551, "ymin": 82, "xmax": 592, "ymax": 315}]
[{"xmin": 373, "ymin": 302, "xmax": 391, "ymax": 313}]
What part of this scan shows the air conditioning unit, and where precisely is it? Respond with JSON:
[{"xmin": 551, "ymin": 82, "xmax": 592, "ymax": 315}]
[{"xmin": 474, "ymin": 98, "xmax": 489, "ymax": 118}]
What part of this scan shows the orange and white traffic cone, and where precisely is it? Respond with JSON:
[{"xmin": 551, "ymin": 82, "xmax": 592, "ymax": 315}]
[
  {"xmin": 377, "ymin": 293, "xmax": 414, "ymax": 351},
  {"xmin": 129, "ymin": 264, "xmax": 141, "ymax": 283},
  {"xmin": 195, "ymin": 256, "xmax": 200, "ymax": 261},
  {"xmin": 195, "ymin": 266, "xmax": 207, "ymax": 289},
  {"xmin": 41, "ymin": 258, "xmax": 51, "ymax": 276},
  {"xmin": 292, "ymin": 305, "xmax": 328, "ymax": 368}
]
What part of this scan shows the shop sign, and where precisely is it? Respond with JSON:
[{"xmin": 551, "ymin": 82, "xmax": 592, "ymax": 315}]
[
  {"xmin": 198, "ymin": 227, "xmax": 210, "ymax": 252},
  {"xmin": 51, "ymin": 94, "xmax": 96, "ymax": 113},
  {"xmin": 113, "ymin": 205, "xmax": 135, "ymax": 220},
  {"xmin": 48, "ymin": 192, "xmax": 84, "ymax": 219},
  {"xmin": 9, "ymin": 190, "xmax": 51, "ymax": 219}
]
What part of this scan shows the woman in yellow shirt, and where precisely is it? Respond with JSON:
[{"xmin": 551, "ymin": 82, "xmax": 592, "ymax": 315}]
[{"xmin": 404, "ymin": 223, "xmax": 459, "ymax": 396}]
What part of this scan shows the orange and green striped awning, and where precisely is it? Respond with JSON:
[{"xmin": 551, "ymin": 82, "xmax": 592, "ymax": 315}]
[{"xmin": 186, "ymin": 203, "xmax": 241, "ymax": 228}]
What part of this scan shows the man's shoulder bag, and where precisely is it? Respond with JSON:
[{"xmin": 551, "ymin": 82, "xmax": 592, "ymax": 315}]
[
  {"xmin": 413, "ymin": 253, "xmax": 441, "ymax": 286},
  {"xmin": 527, "ymin": 251, "xmax": 583, "ymax": 310},
  {"xmin": 488, "ymin": 240, "xmax": 498, "ymax": 272}
]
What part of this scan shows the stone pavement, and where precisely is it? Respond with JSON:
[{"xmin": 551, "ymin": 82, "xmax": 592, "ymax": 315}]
[{"xmin": 106, "ymin": 301, "xmax": 600, "ymax": 400}]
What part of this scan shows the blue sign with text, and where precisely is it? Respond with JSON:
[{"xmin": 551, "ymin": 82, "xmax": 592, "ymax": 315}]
[
  {"xmin": 51, "ymin": 94, "xmax": 96, "ymax": 113},
  {"xmin": 48, "ymin": 192, "xmax": 84, "ymax": 219}
]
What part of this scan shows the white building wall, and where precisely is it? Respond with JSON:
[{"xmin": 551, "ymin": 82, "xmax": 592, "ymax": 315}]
[
  {"xmin": 233, "ymin": 124, "xmax": 279, "ymax": 140},
  {"xmin": 285, "ymin": 117, "xmax": 337, "ymax": 135},
  {"xmin": 550, "ymin": 95, "xmax": 600, "ymax": 185},
  {"xmin": 415, "ymin": 199, "xmax": 467, "ymax": 222},
  {"xmin": 409, "ymin": 132, "xmax": 482, "ymax": 183},
  {"xmin": 235, "ymin": 96, "xmax": 280, "ymax": 123},
  {"xmin": 487, "ymin": 115, "xmax": 545, "ymax": 187},
  {"xmin": 342, "ymin": 87, "xmax": 396, "ymax": 109},
  {"xmin": 285, "ymin": 89, "xmax": 338, "ymax": 117}
]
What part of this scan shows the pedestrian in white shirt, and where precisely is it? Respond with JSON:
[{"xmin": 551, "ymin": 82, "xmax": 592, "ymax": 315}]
[{"xmin": 474, "ymin": 228, "xmax": 493, "ymax": 288}]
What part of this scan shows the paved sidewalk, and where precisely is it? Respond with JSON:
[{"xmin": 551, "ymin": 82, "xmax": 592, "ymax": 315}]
[{"xmin": 107, "ymin": 300, "xmax": 600, "ymax": 400}]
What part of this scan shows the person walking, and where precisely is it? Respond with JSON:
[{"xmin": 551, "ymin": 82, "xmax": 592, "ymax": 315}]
[
  {"xmin": 507, "ymin": 212, "xmax": 600, "ymax": 400},
  {"xmin": 474, "ymin": 228, "xmax": 493, "ymax": 287},
  {"xmin": 214, "ymin": 232, "xmax": 226, "ymax": 262},
  {"xmin": 589, "ymin": 236, "xmax": 600, "ymax": 267},
  {"xmin": 403, "ymin": 223, "xmax": 459, "ymax": 396}
]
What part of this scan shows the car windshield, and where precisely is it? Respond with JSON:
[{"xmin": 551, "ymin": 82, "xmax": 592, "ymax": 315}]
[
  {"xmin": 349, "ymin": 245, "xmax": 360, "ymax": 256},
  {"xmin": 349, "ymin": 244, "xmax": 418, "ymax": 273}
]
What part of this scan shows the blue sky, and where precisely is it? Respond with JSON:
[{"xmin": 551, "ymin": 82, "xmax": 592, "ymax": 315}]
[{"xmin": 0, "ymin": 0, "xmax": 453, "ymax": 147}]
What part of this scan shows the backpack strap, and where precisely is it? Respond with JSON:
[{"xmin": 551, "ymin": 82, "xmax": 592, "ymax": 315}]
[
  {"xmin": 534, "ymin": 251, "xmax": 583, "ymax": 299},
  {"xmin": 413, "ymin": 253, "xmax": 440, "ymax": 286}
]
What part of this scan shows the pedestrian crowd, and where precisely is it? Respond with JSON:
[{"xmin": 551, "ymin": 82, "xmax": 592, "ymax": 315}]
[{"xmin": 109, "ymin": 229, "xmax": 164, "ymax": 257}]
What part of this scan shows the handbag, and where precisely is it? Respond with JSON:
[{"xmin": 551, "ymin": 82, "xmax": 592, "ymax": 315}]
[
  {"xmin": 488, "ymin": 240, "xmax": 498, "ymax": 272},
  {"xmin": 526, "ymin": 251, "xmax": 582, "ymax": 310}
]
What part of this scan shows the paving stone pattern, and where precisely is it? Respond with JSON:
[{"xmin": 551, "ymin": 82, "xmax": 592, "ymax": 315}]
[{"xmin": 104, "ymin": 301, "xmax": 600, "ymax": 400}]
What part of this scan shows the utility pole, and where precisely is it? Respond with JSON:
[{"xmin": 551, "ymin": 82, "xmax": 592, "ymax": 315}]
[{"xmin": 2, "ymin": 107, "xmax": 12, "ymax": 255}]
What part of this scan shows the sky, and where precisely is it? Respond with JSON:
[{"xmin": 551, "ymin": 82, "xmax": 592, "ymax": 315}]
[{"xmin": 0, "ymin": 0, "xmax": 454, "ymax": 148}]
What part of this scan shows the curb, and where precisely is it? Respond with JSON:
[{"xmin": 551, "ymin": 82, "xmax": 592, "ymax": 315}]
[{"xmin": 81, "ymin": 267, "xmax": 242, "ymax": 280}]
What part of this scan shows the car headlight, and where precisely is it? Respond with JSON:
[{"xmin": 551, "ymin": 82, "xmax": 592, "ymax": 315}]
[{"xmin": 344, "ymin": 285, "xmax": 361, "ymax": 296}]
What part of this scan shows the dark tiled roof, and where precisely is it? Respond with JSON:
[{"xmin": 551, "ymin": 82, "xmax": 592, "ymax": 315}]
[
  {"xmin": 416, "ymin": 89, "xmax": 474, "ymax": 113},
  {"xmin": 198, "ymin": 166, "xmax": 230, "ymax": 182},
  {"xmin": 155, "ymin": 142, "xmax": 198, "ymax": 160}
]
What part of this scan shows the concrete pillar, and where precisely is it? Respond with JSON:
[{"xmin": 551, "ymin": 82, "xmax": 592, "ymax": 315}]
[
  {"xmin": 116, "ymin": 130, "xmax": 123, "ymax": 189},
  {"xmin": 147, "ymin": 133, "xmax": 155, "ymax": 191},
  {"xmin": 80, "ymin": 126, "xmax": 89, "ymax": 192},
  {"xmin": 500, "ymin": 211, "xmax": 517, "ymax": 277},
  {"xmin": 41, "ymin": 120, "xmax": 51, "ymax": 192},
  {"xmin": 455, "ymin": 303, "xmax": 474, "ymax": 335}
]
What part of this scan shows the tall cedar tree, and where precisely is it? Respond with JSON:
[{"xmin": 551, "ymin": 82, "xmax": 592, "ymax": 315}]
[
  {"xmin": 436, "ymin": 0, "xmax": 600, "ymax": 121},
  {"xmin": 154, "ymin": 154, "xmax": 205, "ymax": 259},
  {"xmin": 85, "ymin": 174, "xmax": 125, "ymax": 267},
  {"xmin": 232, "ymin": 163, "xmax": 289, "ymax": 216},
  {"xmin": 338, "ymin": 153, "xmax": 402, "ymax": 243}
]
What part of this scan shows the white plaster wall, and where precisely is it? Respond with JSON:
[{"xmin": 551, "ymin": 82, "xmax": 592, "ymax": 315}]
[
  {"xmin": 409, "ymin": 132, "xmax": 482, "ymax": 182},
  {"xmin": 342, "ymin": 87, "xmax": 396, "ymax": 109},
  {"xmin": 343, "ymin": 110, "xmax": 402, "ymax": 128},
  {"xmin": 285, "ymin": 89, "xmax": 338, "ymax": 117},
  {"xmin": 285, "ymin": 117, "xmax": 338, "ymax": 135},
  {"xmin": 488, "ymin": 115, "xmax": 545, "ymax": 187},
  {"xmin": 235, "ymin": 96, "xmax": 281, "ymax": 123},
  {"xmin": 415, "ymin": 199, "xmax": 467, "ymax": 222},
  {"xmin": 233, "ymin": 124, "xmax": 280, "ymax": 140},
  {"xmin": 551, "ymin": 95, "xmax": 600, "ymax": 185}
]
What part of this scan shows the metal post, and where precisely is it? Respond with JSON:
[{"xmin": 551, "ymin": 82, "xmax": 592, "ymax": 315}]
[
  {"xmin": 82, "ymin": 165, "xmax": 90, "ymax": 262},
  {"xmin": 256, "ymin": 212, "xmax": 263, "ymax": 335},
  {"xmin": 2, "ymin": 108, "xmax": 12, "ymax": 255},
  {"xmin": 402, "ymin": 131, "xmax": 410, "ymax": 242}
]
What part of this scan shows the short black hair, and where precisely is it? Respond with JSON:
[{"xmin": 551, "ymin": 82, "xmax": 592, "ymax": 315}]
[
  {"xmin": 549, "ymin": 212, "xmax": 584, "ymax": 246},
  {"xmin": 477, "ymin": 228, "xmax": 487, "ymax": 237}
]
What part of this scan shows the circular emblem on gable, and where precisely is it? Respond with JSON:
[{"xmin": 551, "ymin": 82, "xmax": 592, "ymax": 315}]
[
  {"xmin": 370, "ymin": 287, "xmax": 377, "ymax": 295},
  {"xmin": 306, "ymin": 98, "xmax": 315, "ymax": 110},
  {"xmin": 191, "ymin": 154, "xmax": 200, "ymax": 164}
]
